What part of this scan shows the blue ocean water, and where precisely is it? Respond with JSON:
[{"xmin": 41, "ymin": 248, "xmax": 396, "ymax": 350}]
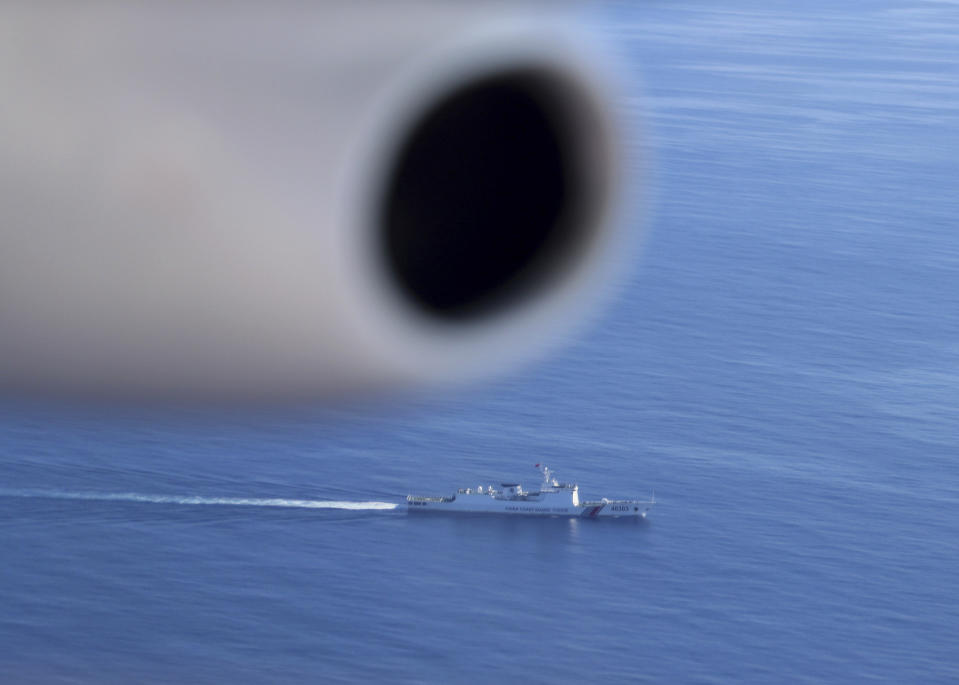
[{"xmin": 3, "ymin": 1, "xmax": 959, "ymax": 682}]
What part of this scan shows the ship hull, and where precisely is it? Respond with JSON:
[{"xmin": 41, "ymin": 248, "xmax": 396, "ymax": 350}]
[{"xmin": 407, "ymin": 494, "xmax": 651, "ymax": 518}]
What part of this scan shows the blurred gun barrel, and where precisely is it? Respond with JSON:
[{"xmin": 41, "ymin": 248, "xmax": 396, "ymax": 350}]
[{"xmin": 0, "ymin": 2, "xmax": 633, "ymax": 400}]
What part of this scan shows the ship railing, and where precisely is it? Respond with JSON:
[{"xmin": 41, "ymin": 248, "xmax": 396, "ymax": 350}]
[{"xmin": 581, "ymin": 498, "xmax": 654, "ymax": 506}]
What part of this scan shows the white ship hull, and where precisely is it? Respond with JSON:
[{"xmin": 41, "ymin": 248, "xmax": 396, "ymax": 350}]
[{"xmin": 407, "ymin": 466, "xmax": 653, "ymax": 518}]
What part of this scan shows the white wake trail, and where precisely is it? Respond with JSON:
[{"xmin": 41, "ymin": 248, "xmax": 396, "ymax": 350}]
[{"xmin": 0, "ymin": 488, "xmax": 398, "ymax": 510}]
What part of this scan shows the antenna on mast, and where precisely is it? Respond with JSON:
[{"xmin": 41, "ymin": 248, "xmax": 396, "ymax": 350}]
[{"xmin": 537, "ymin": 463, "xmax": 554, "ymax": 489}]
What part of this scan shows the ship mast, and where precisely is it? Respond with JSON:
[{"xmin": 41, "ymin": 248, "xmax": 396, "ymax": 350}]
[{"xmin": 537, "ymin": 463, "xmax": 554, "ymax": 490}]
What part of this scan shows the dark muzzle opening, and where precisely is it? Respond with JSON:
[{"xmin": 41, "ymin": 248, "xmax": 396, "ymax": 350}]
[{"xmin": 379, "ymin": 68, "xmax": 601, "ymax": 321}]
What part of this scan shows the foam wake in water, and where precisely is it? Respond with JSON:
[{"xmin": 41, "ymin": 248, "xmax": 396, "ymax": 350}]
[{"xmin": 0, "ymin": 488, "xmax": 398, "ymax": 510}]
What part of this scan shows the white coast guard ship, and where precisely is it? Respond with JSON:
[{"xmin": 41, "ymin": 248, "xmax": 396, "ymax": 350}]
[{"xmin": 407, "ymin": 465, "xmax": 654, "ymax": 518}]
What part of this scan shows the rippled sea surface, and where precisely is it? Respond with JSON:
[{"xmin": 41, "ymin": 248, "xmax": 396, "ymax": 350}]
[{"xmin": 3, "ymin": 1, "xmax": 959, "ymax": 682}]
